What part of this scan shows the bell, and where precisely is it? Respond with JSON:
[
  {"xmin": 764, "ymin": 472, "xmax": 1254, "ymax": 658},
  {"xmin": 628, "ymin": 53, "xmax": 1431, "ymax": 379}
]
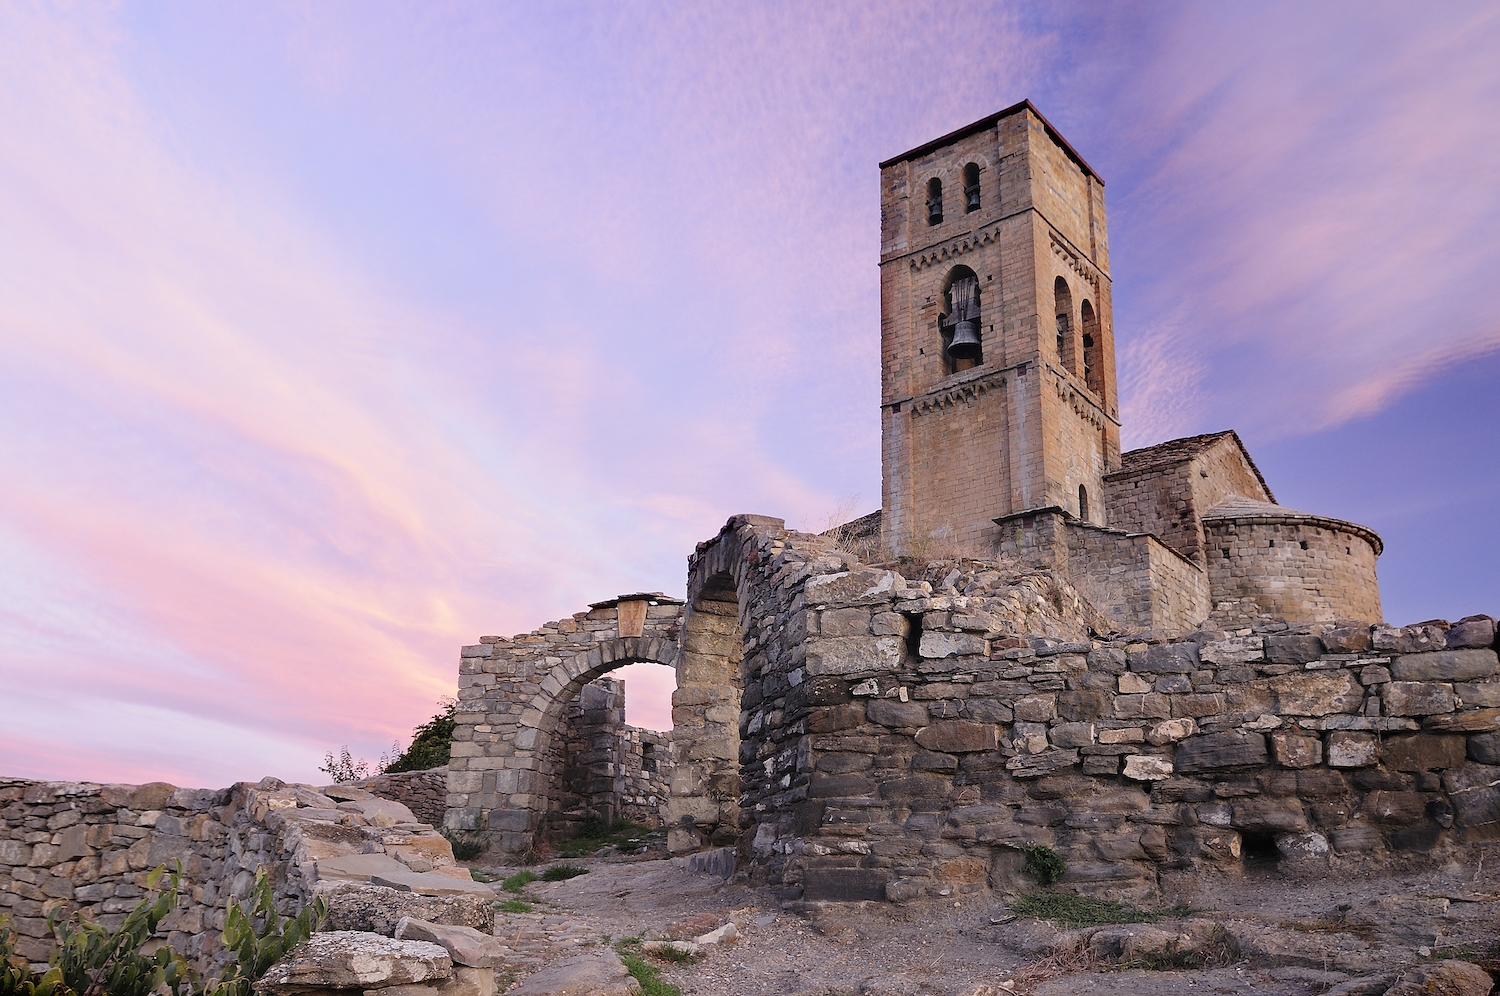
[{"xmin": 947, "ymin": 319, "xmax": 981, "ymax": 360}]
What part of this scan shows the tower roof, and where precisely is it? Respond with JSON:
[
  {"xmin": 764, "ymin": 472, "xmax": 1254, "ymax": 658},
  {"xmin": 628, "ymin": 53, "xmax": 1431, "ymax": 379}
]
[{"xmin": 878, "ymin": 99, "xmax": 1102, "ymax": 183}]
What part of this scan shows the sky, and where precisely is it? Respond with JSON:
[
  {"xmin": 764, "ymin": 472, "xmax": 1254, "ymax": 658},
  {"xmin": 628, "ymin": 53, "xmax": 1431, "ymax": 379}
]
[{"xmin": 1, "ymin": 2, "xmax": 1497, "ymax": 788}]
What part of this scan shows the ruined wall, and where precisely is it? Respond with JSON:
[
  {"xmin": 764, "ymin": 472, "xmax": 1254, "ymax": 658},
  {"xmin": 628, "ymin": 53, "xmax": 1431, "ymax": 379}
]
[
  {"xmin": 540, "ymin": 677, "xmax": 672, "ymax": 836},
  {"xmin": 756, "ymin": 590, "xmax": 1499, "ymax": 904},
  {"xmin": 1062, "ymin": 521, "xmax": 1209, "ymax": 634},
  {"xmin": 355, "ymin": 768, "xmax": 448, "ymax": 828},
  {"xmin": 0, "ymin": 777, "xmax": 465, "ymax": 969},
  {"xmin": 1206, "ymin": 517, "xmax": 1382, "ymax": 626}
]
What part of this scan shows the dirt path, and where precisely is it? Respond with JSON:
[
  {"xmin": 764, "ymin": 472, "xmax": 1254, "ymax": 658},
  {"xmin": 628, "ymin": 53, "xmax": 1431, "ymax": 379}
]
[{"xmin": 475, "ymin": 852, "xmax": 1500, "ymax": 996}]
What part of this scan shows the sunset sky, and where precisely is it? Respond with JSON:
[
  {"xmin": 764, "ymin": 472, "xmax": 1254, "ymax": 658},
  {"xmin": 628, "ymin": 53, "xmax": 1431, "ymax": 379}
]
[{"xmin": 2, "ymin": 3, "xmax": 1497, "ymax": 788}]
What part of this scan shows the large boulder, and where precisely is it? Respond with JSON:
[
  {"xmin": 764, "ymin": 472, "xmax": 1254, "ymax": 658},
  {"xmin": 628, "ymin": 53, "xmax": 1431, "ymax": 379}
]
[
  {"xmin": 510, "ymin": 952, "xmax": 640, "ymax": 995},
  {"xmin": 395, "ymin": 918, "xmax": 506, "ymax": 969},
  {"xmin": 1383, "ymin": 959, "xmax": 1493, "ymax": 996},
  {"xmin": 323, "ymin": 884, "xmax": 496, "ymax": 935}
]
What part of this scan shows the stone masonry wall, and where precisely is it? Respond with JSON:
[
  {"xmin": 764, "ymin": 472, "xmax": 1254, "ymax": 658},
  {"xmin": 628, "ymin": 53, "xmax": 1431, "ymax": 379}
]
[
  {"xmin": 1062, "ymin": 520, "xmax": 1209, "ymax": 633},
  {"xmin": 355, "ymin": 768, "xmax": 448, "ymax": 828},
  {"xmin": 0, "ymin": 777, "xmax": 464, "ymax": 970},
  {"xmin": 755, "ymin": 583, "xmax": 1499, "ymax": 904}
]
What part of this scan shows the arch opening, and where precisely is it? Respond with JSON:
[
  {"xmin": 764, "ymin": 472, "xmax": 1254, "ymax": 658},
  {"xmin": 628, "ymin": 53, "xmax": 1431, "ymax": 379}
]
[
  {"xmin": 1079, "ymin": 484, "xmax": 1090, "ymax": 522},
  {"xmin": 926, "ymin": 177, "xmax": 944, "ymax": 225},
  {"xmin": 1081, "ymin": 299, "xmax": 1101, "ymax": 394},
  {"xmin": 1054, "ymin": 276, "xmax": 1075, "ymax": 373},
  {"xmin": 962, "ymin": 163, "xmax": 981, "ymax": 212},
  {"xmin": 940, "ymin": 265, "xmax": 982, "ymax": 375}
]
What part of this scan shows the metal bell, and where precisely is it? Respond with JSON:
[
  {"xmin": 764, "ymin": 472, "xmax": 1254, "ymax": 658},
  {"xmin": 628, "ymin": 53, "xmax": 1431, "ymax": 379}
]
[{"xmin": 947, "ymin": 319, "xmax": 981, "ymax": 360}]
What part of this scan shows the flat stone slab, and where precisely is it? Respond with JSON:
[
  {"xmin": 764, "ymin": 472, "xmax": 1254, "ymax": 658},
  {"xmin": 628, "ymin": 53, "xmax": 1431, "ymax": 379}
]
[
  {"xmin": 395, "ymin": 917, "xmax": 507, "ymax": 968},
  {"xmin": 371, "ymin": 870, "xmax": 496, "ymax": 897},
  {"xmin": 316, "ymin": 853, "xmax": 412, "ymax": 883},
  {"xmin": 255, "ymin": 931, "xmax": 450, "ymax": 992},
  {"xmin": 509, "ymin": 952, "xmax": 638, "ymax": 996}
]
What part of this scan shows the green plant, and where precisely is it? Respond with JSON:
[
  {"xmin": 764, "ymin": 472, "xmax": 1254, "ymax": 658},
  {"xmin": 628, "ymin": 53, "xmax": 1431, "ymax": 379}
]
[
  {"xmin": 319, "ymin": 747, "xmax": 374, "ymax": 784},
  {"xmin": 555, "ymin": 819, "xmax": 660, "ymax": 858},
  {"xmin": 1, "ymin": 915, "xmax": 75, "ymax": 996},
  {"xmin": 46, "ymin": 864, "xmax": 191, "ymax": 996},
  {"xmin": 1008, "ymin": 892, "xmax": 1194, "ymax": 929},
  {"xmin": 441, "ymin": 829, "xmax": 486, "ymax": 862},
  {"xmin": 500, "ymin": 871, "xmax": 537, "ymax": 894},
  {"xmin": 540, "ymin": 864, "xmax": 588, "ymax": 882},
  {"xmin": 1021, "ymin": 845, "xmax": 1067, "ymax": 886},
  {"xmin": 619, "ymin": 954, "xmax": 681, "ymax": 996},
  {"xmin": 495, "ymin": 900, "xmax": 533, "ymax": 914},
  {"xmin": 385, "ymin": 700, "xmax": 457, "ymax": 773},
  {"xmin": 201, "ymin": 870, "xmax": 327, "ymax": 996}
]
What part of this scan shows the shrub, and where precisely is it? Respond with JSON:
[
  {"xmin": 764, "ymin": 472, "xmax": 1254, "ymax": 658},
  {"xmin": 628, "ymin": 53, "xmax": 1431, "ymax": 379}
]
[
  {"xmin": 202, "ymin": 870, "xmax": 327, "ymax": 996},
  {"xmin": 540, "ymin": 864, "xmax": 588, "ymax": 882},
  {"xmin": 319, "ymin": 747, "xmax": 374, "ymax": 784},
  {"xmin": 46, "ymin": 864, "xmax": 191, "ymax": 996},
  {"xmin": 500, "ymin": 871, "xmax": 538, "ymax": 894},
  {"xmin": 1021, "ymin": 844, "xmax": 1066, "ymax": 885},
  {"xmin": 385, "ymin": 700, "xmax": 457, "ymax": 773}
]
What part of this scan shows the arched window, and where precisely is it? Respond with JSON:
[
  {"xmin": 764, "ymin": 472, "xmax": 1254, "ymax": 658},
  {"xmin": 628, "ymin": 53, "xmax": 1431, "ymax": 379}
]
[
  {"xmin": 1081, "ymin": 299, "xmax": 1102, "ymax": 394},
  {"xmin": 939, "ymin": 266, "xmax": 981, "ymax": 373},
  {"xmin": 963, "ymin": 163, "xmax": 981, "ymax": 213},
  {"xmin": 926, "ymin": 178, "xmax": 943, "ymax": 226},
  {"xmin": 1079, "ymin": 485, "xmax": 1090, "ymax": 522},
  {"xmin": 1054, "ymin": 277, "xmax": 1075, "ymax": 372}
]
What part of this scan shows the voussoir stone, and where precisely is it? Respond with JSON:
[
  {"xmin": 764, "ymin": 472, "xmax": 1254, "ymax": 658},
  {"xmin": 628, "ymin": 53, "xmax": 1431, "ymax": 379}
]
[{"xmin": 254, "ymin": 932, "xmax": 451, "ymax": 993}]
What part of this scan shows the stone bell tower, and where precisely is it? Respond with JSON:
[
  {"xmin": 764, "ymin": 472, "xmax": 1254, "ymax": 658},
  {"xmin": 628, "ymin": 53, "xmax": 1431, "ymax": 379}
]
[{"xmin": 879, "ymin": 100, "xmax": 1121, "ymax": 558}]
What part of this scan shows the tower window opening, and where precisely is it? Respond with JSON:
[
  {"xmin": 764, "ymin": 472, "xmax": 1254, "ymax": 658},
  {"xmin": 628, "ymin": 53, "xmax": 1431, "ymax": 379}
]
[
  {"xmin": 1081, "ymin": 300, "xmax": 1102, "ymax": 394},
  {"xmin": 927, "ymin": 178, "xmax": 943, "ymax": 225},
  {"xmin": 940, "ymin": 266, "xmax": 982, "ymax": 374},
  {"xmin": 1053, "ymin": 277, "xmax": 1075, "ymax": 373},
  {"xmin": 1300, "ymin": 540, "xmax": 1309, "ymax": 550},
  {"xmin": 963, "ymin": 163, "xmax": 981, "ymax": 212},
  {"xmin": 1078, "ymin": 485, "xmax": 1089, "ymax": 522}
]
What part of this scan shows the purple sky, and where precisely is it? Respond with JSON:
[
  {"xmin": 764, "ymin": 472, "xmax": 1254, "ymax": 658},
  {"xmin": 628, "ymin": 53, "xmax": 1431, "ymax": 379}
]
[{"xmin": 2, "ymin": 3, "xmax": 1496, "ymax": 788}]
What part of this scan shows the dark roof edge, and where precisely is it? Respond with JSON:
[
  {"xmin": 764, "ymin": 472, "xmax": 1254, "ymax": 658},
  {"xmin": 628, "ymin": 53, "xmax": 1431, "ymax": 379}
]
[{"xmin": 879, "ymin": 99, "xmax": 1102, "ymax": 185}]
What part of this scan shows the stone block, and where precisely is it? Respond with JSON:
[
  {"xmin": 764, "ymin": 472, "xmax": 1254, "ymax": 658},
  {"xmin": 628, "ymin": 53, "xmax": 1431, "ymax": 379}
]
[
  {"xmin": 1122, "ymin": 756, "xmax": 1173, "ymax": 781},
  {"xmin": 804, "ymin": 569, "xmax": 904, "ymax": 607},
  {"xmin": 1231, "ymin": 798, "xmax": 1308, "ymax": 832},
  {"xmin": 1359, "ymin": 664, "xmax": 1391, "ymax": 685},
  {"xmin": 1375, "ymin": 623, "xmax": 1448, "ymax": 654},
  {"xmin": 801, "ymin": 867, "xmax": 890, "ymax": 901},
  {"xmin": 1383, "ymin": 681, "xmax": 1456, "ymax": 716},
  {"xmin": 1005, "ymin": 750, "xmax": 1080, "ymax": 778},
  {"xmin": 867, "ymin": 699, "xmax": 929, "ymax": 728},
  {"xmin": 1118, "ymin": 673, "xmax": 1153, "ymax": 694},
  {"xmin": 1199, "ymin": 636, "xmax": 1264, "ymax": 666},
  {"xmin": 1097, "ymin": 727, "xmax": 1143, "ymax": 744},
  {"xmin": 808, "ymin": 773, "xmax": 876, "ymax": 798},
  {"xmin": 1441, "ymin": 764, "xmax": 1500, "ymax": 827},
  {"xmin": 915, "ymin": 721, "xmax": 998, "ymax": 753},
  {"xmin": 1147, "ymin": 719, "xmax": 1196, "ymax": 746},
  {"xmin": 1457, "ymin": 682, "xmax": 1500, "ymax": 708},
  {"xmin": 805, "ymin": 637, "xmax": 904, "ymax": 677},
  {"xmin": 395, "ymin": 918, "xmax": 506, "ymax": 968},
  {"xmin": 369, "ymin": 873, "xmax": 496, "ymax": 898},
  {"xmin": 509, "ymin": 953, "xmax": 636, "ymax": 996},
  {"xmin": 1174, "ymin": 732, "xmax": 1268, "ymax": 773},
  {"xmin": 807, "ymin": 703, "xmax": 867, "ymax": 733},
  {"xmin": 1155, "ymin": 675, "xmax": 1192, "ymax": 694},
  {"xmin": 1390, "ymin": 649, "xmax": 1498, "ymax": 682},
  {"xmin": 1013, "ymin": 695, "xmax": 1056, "ymax": 723},
  {"xmin": 1056, "ymin": 690, "xmax": 1111, "ymax": 722},
  {"xmin": 1129, "ymin": 643, "xmax": 1199, "ymax": 674},
  {"xmin": 1360, "ymin": 791, "xmax": 1428, "ymax": 825},
  {"xmin": 964, "ymin": 699, "xmax": 1013, "ymax": 723},
  {"xmin": 1113, "ymin": 694, "xmax": 1171, "ymax": 720},
  {"xmin": 1268, "ymin": 672, "xmax": 1363, "ymax": 715},
  {"xmin": 1331, "ymin": 825, "xmax": 1382, "ymax": 853},
  {"xmin": 1384, "ymin": 960, "xmax": 1495, "ymax": 996},
  {"xmin": 1050, "ymin": 723, "xmax": 1096, "ymax": 748},
  {"xmin": 1445, "ymin": 616, "xmax": 1497, "ymax": 649},
  {"xmin": 1265, "ymin": 635, "xmax": 1324, "ymax": 665},
  {"xmin": 1326, "ymin": 732, "xmax": 1379, "ymax": 768},
  {"xmin": 879, "ymin": 774, "xmax": 952, "ymax": 799},
  {"xmin": 919, "ymin": 632, "xmax": 987, "ymax": 659},
  {"xmin": 1322, "ymin": 627, "xmax": 1373, "ymax": 653},
  {"xmin": 1384, "ymin": 734, "xmax": 1467, "ymax": 772},
  {"xmin": 1425, "ymin": 708, "xmax": 1500, "ymax": 732},
  {"xmin": 1471, "ymin": 734, "xmax": 1500, "ymax": 765},
  {"xmin": 1270, "ymin": 733, "xmax": 1322, "ymax": 769},
  {"xmin": 821, "ymin": 607, "xmax": 873, "ymax": 637}
]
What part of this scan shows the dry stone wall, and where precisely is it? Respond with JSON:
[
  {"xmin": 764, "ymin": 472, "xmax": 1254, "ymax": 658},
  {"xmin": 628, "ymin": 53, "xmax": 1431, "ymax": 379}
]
[
  {"xmin": 356, "ymin": 769, "xmax": 449, "ymax": 828},
  {"xmin": 0, "ymin": 776, "xmax": 479, "ymax": 970}
]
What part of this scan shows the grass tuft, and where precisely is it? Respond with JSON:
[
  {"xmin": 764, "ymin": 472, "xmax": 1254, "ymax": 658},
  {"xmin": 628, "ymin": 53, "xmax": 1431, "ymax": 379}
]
[
  {"xmin": 555, "ymin": 819, "xmax": 663, "ymax": 858},
  {"xmin": 500, "ymin": 870, "xmax": 538, "ymax": 893},
  {"xmin": 1009, "ymin": 892, "xmax": 1193, "ymax": 929},
  {"xmin": 495, "ymin": 899, "xmax": 533, "ymax": 913},
  {"xmin": 620, "ymin": 953, "xmax": 682, "ymax": 996},
  {"xmin": 540, "ymin": 863, "xmax": 589, "ymax": 882}
]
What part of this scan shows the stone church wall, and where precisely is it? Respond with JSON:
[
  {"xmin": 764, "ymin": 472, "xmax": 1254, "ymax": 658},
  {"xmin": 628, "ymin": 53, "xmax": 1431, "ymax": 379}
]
[{"xmin": 1207, "ymin": 517, "xmax": 1383, "ymax": 626}]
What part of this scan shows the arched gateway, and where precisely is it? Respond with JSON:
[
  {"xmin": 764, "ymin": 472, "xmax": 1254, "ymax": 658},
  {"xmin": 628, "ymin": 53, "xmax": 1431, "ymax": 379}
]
[{"xmin": 444, "ymin": 515, "xmax": 793, "ymax": 857}]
